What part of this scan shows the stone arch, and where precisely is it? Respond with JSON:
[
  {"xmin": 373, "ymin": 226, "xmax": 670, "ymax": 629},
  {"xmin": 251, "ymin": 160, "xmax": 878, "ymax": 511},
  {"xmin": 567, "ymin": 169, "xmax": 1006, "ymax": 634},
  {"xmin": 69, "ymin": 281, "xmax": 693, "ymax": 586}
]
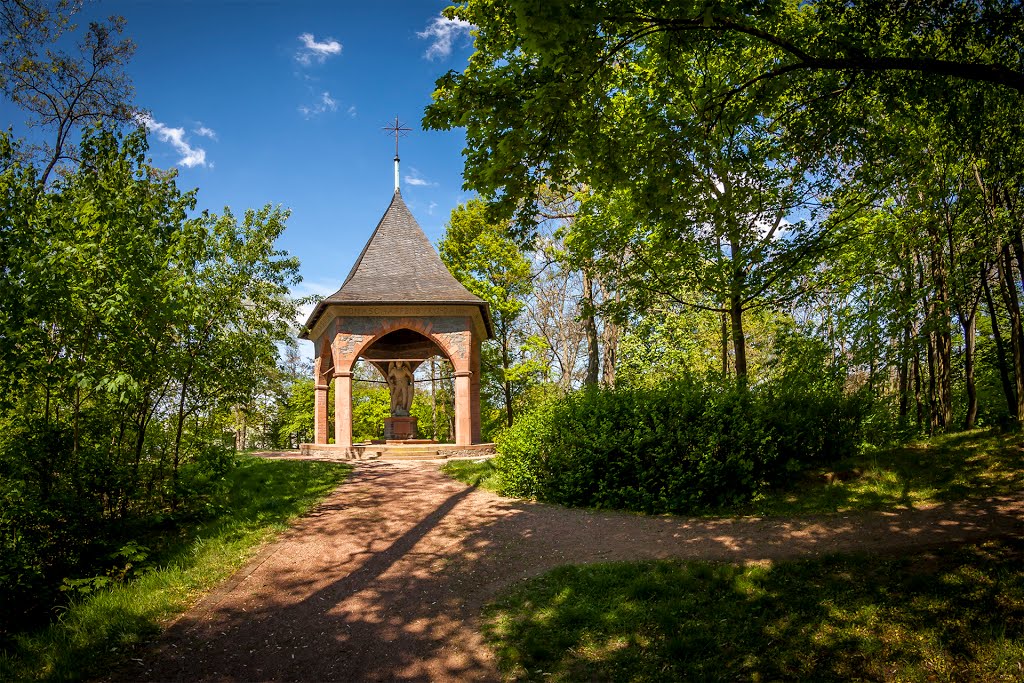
[
  {"xmin": 312, "ymin": 335, "xmax": 335, "ymax": 445},
  {"xmin": 314, "ymin": 335, "xmax": 335, "ymax": 384},
  {"xmin": 338, "ymin": 318, "xmax": 466, "ymax": 375}
]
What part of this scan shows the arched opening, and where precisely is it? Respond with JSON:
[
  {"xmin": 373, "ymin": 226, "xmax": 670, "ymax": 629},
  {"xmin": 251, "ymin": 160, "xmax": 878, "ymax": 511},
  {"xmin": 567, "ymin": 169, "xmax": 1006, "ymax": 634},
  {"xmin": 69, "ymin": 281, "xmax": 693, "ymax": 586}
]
[{"xmin": 343, "ymin": 328, "xmax": 457, "ymax": 444}]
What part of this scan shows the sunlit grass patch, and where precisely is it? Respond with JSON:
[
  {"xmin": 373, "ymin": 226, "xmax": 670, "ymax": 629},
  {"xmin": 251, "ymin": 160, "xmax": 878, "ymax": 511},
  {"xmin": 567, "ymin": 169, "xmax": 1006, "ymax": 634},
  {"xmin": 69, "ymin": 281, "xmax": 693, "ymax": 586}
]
[
  {"xmin": 441, "ymin": 458, "xmax": 501, "ymax": 491},
  {"xmin": 484, "ymin": 538, "xmax": 1024, "ymax": 682},
  {"xmin": 0, "ymin": 456, "xmax": 350, "ymax": 682}
]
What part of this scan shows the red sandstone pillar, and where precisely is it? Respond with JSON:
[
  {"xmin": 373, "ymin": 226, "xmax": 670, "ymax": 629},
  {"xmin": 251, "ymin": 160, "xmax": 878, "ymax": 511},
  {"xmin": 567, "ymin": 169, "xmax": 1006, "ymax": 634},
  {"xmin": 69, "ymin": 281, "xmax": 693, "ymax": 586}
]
[
  {"xmin": 470, "ymin": 339, "xmax": 482, "ymax": 443},
  {"xmin": 455, "ymin": 370, "xmax": 472, "ymax": 446},
  {"xmin": 334, "ymin": 371, "xmax": 353, "ymax": 449},
  {"xmin": 314, "ymin": 384, "xmax": 329, "ymax": 444}
]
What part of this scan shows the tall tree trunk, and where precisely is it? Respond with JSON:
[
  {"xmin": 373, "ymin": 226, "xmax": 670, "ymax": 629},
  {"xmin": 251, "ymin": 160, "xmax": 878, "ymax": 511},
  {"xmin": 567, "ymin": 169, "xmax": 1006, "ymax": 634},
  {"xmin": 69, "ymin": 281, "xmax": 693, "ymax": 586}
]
[
  {"xmin": 925, "ymin": 230, "xmax": 953, "ymax": 431},
  {"xmin": 926, "ymin": 330, "xmax": 938, "ymax": 434},
  {"xmin": 720, "ymin": 310, "xmax": 730, "ymax": 377},
  {"xmin": 173, "ymin": 368, "xmax": 193, "ymax": 486},
  {"xmin": 501, "ymin": 332, "xmax": 514, "ymax": 428},
  {"xmin": 898, "ymin": 321, "xmax": 911, "ymax": 420},
  {"xmin": 997, "ymin": 245, "xmax": 1024, "ymax": 421},
  {"xmin": 600, "ymin": 316, "xmax": 619, "ymax": 387},
  {"xmin": 913, "ymin": 338, "xmax": 924, "ymax": 429},
  {"xmin": 581, "ymin": 270, "xmax": 599, "ymax": 386},
  {"xmin": 982, "ymin": 270, "xmax": 1017, "ymax": 417},
  {"xmin": 962, "ymin": 307, "xmax": 978, "ymax": 430},
  {"xmin": 730, "ymin": 297, "xmax": 747, "ymax": 382}
]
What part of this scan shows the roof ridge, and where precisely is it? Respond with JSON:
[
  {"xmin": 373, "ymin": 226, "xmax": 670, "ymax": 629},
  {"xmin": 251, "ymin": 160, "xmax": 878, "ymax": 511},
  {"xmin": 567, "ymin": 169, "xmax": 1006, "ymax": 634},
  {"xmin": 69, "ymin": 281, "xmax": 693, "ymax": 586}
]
[
  {"xmin": 338, "ymin": 189, "xmax": 403, "ymax": 291},
  {"xmin": 321, "ymin": 189, "xmax": 484, "ymax": 306}
]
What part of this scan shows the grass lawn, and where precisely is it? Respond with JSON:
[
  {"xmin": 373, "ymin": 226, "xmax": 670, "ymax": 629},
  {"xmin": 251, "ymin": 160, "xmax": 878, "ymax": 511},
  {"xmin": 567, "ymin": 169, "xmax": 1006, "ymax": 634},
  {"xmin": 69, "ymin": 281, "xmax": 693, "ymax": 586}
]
[
  {"xmin": 738, "ymin": 428, "xmax": 1024, "ymax": 517},
  {"xmin": 0, "ymin": 456, "xmax": 350, "ymax": 682},
  {"xmin": 485, "ymin": 538, "xmax": 1024, "ymax": 682}
]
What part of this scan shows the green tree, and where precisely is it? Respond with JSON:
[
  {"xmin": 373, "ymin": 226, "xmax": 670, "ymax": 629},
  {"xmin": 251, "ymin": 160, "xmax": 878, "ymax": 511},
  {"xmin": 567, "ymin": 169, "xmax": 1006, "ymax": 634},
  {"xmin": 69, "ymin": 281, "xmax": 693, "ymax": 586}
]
[
  {"xmin": 1, "ymin": 0, "xmax": 137, "ymax": 184},
  {"xmin": 439, "ymin": 199, "xmax": 540, "ymax": 427}
]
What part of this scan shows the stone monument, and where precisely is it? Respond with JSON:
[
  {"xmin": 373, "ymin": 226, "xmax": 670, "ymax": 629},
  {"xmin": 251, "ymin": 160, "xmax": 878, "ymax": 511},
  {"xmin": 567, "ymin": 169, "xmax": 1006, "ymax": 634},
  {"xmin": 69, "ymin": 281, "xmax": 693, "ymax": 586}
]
[{"xmin": 384, "ymin": 360, "xmax": 417, "ymax": 440}]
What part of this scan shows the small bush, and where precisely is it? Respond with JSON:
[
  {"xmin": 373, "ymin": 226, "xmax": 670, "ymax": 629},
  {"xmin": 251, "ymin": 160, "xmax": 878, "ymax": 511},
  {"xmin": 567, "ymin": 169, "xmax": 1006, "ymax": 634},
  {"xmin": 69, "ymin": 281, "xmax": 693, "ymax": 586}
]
[{"xmin": 493, "ymin": 373, "xmax": 863, "ymax": 515}]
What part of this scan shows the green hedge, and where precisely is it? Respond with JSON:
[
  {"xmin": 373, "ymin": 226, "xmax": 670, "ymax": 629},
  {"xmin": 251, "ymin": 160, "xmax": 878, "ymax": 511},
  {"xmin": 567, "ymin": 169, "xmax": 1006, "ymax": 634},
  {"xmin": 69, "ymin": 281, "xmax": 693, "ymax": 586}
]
[{"xmin": 493, "ymin": 376, "xmax": 863, "ymax": 514}]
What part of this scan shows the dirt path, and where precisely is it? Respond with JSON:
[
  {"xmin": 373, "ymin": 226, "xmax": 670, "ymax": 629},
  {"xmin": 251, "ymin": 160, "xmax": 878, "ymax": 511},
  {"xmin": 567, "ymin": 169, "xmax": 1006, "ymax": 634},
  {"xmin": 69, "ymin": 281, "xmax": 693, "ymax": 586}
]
[{"xmin": 115, "ymin": 459, "xmax": 1024, "ymax": 682}]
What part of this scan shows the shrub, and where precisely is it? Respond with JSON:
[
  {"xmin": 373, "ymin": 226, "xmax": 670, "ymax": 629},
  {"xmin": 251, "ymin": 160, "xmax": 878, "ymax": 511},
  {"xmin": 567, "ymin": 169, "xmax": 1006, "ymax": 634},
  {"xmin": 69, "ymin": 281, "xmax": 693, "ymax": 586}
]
[{"xmin": 493, "ymin": 374, "xmax": 862, "ymax": 515}]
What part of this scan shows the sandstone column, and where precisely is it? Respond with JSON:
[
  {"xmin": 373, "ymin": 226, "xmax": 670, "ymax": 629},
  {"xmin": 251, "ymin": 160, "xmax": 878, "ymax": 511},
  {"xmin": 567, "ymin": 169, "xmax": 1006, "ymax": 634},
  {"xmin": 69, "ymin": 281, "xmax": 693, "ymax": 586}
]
[
  {"xmin": 335, "ymin": 371, "xmax": 353, "ymax": 449},
  {"xmin": 454, "ymin": 370, "xmax": 473, "ymax": 446},
  {"xmin": 314, "ymin": 383, "xmax": 329, "ymax": 444},
  {"xmin": 470, "ymin": 339, "xmax": 482, "ymax": 443}
]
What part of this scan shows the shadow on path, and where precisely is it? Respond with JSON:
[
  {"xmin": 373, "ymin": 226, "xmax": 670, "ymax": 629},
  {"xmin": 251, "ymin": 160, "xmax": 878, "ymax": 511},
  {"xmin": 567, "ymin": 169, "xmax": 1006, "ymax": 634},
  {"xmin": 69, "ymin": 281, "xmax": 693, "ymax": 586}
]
[{"xmin": 110, "ymin": 461, "xmax": 1024, "ymax": 682}]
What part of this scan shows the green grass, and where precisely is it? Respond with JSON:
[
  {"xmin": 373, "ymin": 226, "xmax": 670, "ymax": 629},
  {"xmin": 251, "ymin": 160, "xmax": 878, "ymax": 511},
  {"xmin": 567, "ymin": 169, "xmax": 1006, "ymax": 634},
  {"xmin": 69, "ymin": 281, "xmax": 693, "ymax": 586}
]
[
  {"xmin": 441, "ymin": 458, "xmax": 501, "ymax": 491},
  {"xmin": 0, "ymin": 456, "xmax": 351, "ymax": 682},
  {"xmin": 484, "ymin": 538, "xmax": 1024, "ymax": 682},
  {"xmin": 736, "ymin": 428, "xmax": 1024, "ymax": 517}
]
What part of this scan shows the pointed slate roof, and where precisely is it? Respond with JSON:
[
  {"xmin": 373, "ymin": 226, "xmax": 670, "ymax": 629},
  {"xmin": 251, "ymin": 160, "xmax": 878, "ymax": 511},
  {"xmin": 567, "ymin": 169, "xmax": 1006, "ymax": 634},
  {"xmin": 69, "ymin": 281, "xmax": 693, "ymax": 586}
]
[{"xmin": 301, "ymin": 190, "xmax": 491, "ymax": 337}]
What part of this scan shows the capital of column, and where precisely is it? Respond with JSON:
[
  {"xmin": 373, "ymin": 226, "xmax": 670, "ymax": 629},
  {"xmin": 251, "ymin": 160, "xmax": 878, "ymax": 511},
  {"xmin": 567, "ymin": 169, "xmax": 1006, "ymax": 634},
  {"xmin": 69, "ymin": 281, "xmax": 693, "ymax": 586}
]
[
  {"xmin": 454, "ymin": 370, "xmax": 473, "ymax": 378},
  {"xmin": 315, "ymin": 384, "xmax": 329, "ymax": 391},
  {"xmin": 333, "ymin": 371, "xmax": 354, "ymax": 379}
]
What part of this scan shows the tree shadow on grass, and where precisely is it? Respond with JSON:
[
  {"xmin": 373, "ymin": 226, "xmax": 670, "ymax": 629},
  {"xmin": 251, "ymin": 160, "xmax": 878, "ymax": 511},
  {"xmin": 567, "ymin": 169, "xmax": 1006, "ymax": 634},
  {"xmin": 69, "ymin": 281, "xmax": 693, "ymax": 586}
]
[
  {"xmin": 746, "ymin": 429, "xmax": 1024, "ymax": 517},
  {"xmin": 483, "ymin": 537, "xmax": 1024, "ymax": 682}
]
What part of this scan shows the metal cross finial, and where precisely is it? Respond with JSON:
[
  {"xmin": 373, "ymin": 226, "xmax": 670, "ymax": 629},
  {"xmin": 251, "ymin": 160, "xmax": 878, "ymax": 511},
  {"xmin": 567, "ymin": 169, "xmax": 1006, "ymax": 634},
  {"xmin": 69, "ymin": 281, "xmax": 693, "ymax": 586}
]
[{"xmin": 383, "ymin": 116, "xmax": 412, "ymax": 159}]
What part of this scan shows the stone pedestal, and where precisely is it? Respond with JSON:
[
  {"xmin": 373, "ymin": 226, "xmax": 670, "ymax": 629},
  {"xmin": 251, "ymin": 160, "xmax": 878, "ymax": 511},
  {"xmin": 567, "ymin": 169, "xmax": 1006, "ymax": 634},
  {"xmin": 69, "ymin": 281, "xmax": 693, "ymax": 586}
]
[{"xmin": 384, "ymin": 416, "xmax": 417, "ymax": 440}]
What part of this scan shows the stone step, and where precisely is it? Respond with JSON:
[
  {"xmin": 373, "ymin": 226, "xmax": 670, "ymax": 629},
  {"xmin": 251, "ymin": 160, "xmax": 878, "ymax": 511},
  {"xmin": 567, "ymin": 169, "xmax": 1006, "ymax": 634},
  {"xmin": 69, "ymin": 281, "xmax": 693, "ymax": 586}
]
[{"xmin": 298, "ymin": 442, "xmax": 496, "ymax": 461}]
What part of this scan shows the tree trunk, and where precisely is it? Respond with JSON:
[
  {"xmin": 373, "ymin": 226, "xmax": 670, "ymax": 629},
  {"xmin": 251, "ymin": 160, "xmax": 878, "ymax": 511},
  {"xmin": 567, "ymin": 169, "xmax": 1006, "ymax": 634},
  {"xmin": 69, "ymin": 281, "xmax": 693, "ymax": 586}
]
[
  {"xmin": 997, "ymin": 245, "xmax": 1024, "ymax": 421},
  {"xmin": 913, "ymin": 339, "xmax": 924, "ymax": 429},
  {"xmin": 600, "ymin": 316, "xmax": 619, "ymax": 387},
  {"xmin": 173, "ymin": 366, "xmax": 194, "ymax": 476},
  {"xmin": 925, "ymin": 228, "xmax": 953, "ymax": 431},
  {"xmin": 962, "ymin": 307, "xmax": 978, "ymax": 430},
  {"xmin": 501, "ymin": 332, "xmax": 514, "ymax": 428},
  {"xmin": 898, "ymin": 321, "xmax": 911, "ymax": 420},
  {"xmin": 582, "ymin": 270, "xmax": 600, "ymax": 386},
  {"xmin": 720, "ymin": 310, "xmax": 730, "ymax": 377},
  {"xmin": 926, "ymin": 330, "xmax": 938, "ymax": 434},
  {"xmin": 729, "ymin": 261, "xmax": 748, "ymax": 383},
  {"xmin": 982, "ymin": 269, "xmax": 1017, "ymax": 417}
]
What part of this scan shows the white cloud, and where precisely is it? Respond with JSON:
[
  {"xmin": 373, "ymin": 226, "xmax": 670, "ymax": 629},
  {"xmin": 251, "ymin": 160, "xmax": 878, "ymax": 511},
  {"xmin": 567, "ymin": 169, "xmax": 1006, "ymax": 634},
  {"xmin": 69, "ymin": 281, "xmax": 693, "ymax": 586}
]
[
  {"xmin": 299, "ymin": 91, "xmax": 338, "ymax": 118},
  {"xmin": 404, "ymin": 167, "xmax": 437, "ymax": 187},
  {"xmin": 417, "ymin": 15, "xmax": 473, "ymax": 60},
  {"xmin": 427, "ymin": 201, "xmax": 438, "ymax": 215},
  {"xmin": 296, "ymin": 32, "xmax": 342, "ymax": 65},
  {"xmin": 137, "ymin": 114, "xmax": 208, "ymax": 168},
  {"xmin": 193, "ymin": 124, "xmax": 217, "ymax": 140},
  {"xmin": 293, "ymin": 280, "xmax": 338, "ymax": 328},
  {"xmin": 347, "ymin": 105, "xmax": 357, "ymax": 118}
]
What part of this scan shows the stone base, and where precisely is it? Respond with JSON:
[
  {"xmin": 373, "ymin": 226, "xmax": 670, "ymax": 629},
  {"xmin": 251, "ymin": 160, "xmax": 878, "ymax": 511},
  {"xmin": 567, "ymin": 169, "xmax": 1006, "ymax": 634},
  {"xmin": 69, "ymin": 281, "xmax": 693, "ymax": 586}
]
[
  {"xmin": 384, "ymin": 416, "xmax": 417, "ymax": 440},
  {"xmin": 298, "ymin": 442, "xmax": 496, "ymax": 461}
]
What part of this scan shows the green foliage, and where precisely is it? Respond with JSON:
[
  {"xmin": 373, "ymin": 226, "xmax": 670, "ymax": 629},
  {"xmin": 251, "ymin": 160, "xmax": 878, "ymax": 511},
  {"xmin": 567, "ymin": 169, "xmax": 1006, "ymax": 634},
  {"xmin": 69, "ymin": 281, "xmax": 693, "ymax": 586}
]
[
  {"xmin": 275, "ymin": 377, "xmax": 316, "ymax": 447},
  {"xmin": 493, "ymin": 367, "xmax": 862, "ymax": 514},
  {"xmin": 352, "ymin": 384, "xmax": 389, "ymax": 441},
  {"xmin": 0, "ymin": 125, "xmax": 302, "ymax": 634},
  {"xmin": 0, "ymin": 456, "xmax": 350, "ymax": 682},
  {"xmin": 439, "ymin": 199, "xmax": 541, "ymax": 426},
  {"xmin": 484, "ymin": 538, "xmax": 1024, "ymax": 682}
]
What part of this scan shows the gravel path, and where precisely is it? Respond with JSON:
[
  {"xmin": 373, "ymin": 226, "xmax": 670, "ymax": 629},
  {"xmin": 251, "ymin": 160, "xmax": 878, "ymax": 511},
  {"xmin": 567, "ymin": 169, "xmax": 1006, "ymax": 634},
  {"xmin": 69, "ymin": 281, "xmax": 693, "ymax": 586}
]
[{"xmin": 114, "ymin": 459, "xmax": 1024, "ymax": 682}]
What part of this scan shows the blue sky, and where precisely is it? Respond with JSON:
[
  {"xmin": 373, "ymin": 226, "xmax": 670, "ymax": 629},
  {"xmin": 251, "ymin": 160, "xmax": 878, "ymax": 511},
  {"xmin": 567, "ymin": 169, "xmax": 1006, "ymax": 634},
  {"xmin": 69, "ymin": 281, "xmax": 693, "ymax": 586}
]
[{"xmin": 3, "ymin": 1, "xmax": 477, "ymax": 335}]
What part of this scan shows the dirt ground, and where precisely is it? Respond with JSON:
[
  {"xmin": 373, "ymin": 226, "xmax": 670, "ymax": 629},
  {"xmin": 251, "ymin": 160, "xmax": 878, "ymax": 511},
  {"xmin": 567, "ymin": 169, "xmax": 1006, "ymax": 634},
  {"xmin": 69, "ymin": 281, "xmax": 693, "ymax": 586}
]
[{"xmin": 108, "ymin": 458, "xmax": 1024, "ymax": 682}]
